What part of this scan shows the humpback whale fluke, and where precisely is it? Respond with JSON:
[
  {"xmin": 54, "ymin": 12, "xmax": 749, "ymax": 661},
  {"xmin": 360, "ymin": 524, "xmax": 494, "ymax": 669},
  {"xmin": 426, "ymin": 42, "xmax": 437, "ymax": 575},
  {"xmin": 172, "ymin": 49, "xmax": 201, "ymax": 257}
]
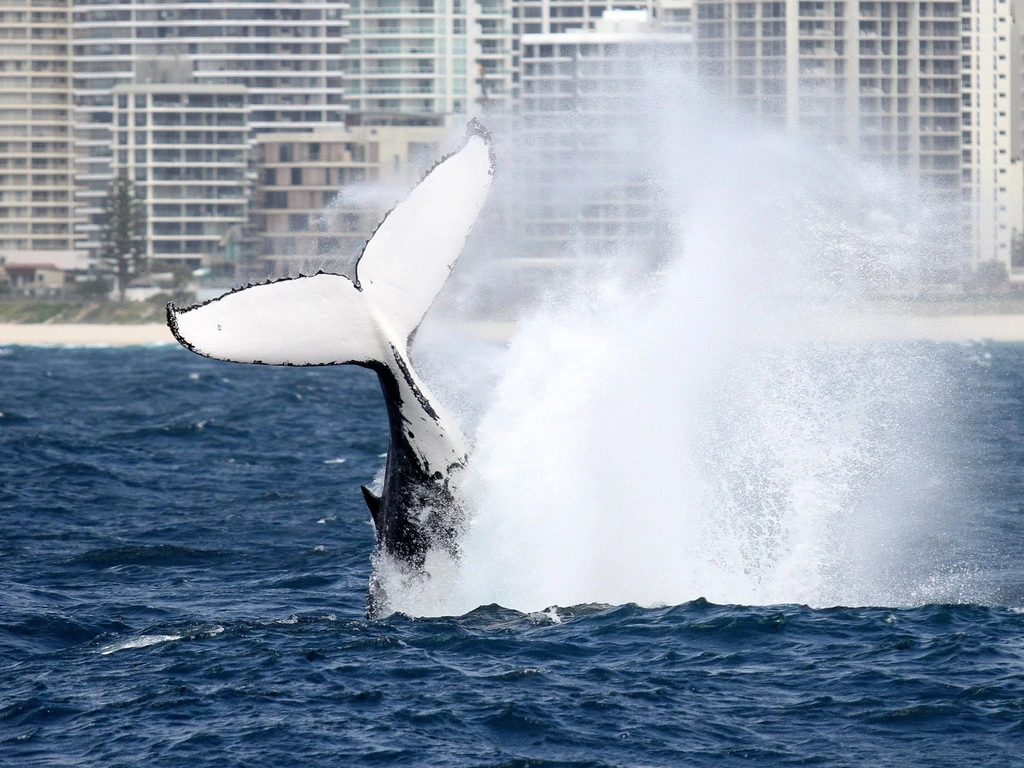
[{"xmin": 167, "ymin": 121, "xmax": 495, "ymax": 617}]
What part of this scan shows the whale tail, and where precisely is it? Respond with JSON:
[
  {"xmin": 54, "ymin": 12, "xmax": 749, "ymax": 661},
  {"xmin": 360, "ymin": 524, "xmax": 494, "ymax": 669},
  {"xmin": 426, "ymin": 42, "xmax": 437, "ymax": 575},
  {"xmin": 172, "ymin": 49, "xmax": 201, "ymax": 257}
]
[
  {"xmin": 167, "ymin": 121, "xmax": 494, "ymax": 367},
  {"xmin": 168, "ymin": 122, "xmax": 494, "ymax": 618}
]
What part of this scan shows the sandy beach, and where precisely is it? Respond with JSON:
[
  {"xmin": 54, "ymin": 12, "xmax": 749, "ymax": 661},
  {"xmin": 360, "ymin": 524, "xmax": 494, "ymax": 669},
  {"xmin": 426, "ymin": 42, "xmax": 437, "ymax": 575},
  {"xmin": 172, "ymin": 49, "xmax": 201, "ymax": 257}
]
[
  {"xmin": 789, "ymin": 312, "xmax": 1024, "ymax": 343},
  {"xmin": 0, "ymin": 323, "xmax": 175, "ymax": 347},
  {"xmin": 4, "ymin": 314, "xmax": 1024, "ymax": 347}
]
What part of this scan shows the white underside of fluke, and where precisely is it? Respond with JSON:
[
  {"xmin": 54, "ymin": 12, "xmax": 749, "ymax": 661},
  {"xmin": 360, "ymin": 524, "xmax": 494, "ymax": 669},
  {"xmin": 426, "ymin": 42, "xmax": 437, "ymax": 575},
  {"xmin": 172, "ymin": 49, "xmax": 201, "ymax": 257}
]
[
  {"xmin": 170, "ymin": 272, "xmax": 386, "ymax": 366},
  {"xmin": 168, "ymin": 130, "xmax": 493, "ymax": 370},
  {"xmin": 168, "ymin": 127, "xmax": 494, "ymax": 497}
]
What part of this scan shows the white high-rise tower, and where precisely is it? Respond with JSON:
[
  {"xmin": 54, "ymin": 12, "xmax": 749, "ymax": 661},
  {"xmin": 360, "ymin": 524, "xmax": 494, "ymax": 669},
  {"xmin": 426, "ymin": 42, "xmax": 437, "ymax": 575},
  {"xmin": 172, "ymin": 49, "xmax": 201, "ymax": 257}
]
[
  {"xmin": 72, "ymin": 0, "xmax": 350, "ymax": 253},
  {"xmin": 339, "ymin": 0, "xmax": 514, "ymax": 122},
  {"xmin": 961, "ymin": 0, "xmax": 1023, "ymax": 278}
]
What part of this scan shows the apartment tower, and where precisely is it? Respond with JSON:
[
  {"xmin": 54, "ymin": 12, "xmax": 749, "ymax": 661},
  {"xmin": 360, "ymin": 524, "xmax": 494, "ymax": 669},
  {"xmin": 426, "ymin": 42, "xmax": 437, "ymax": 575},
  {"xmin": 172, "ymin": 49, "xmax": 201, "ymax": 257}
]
[
  {"xmin": 72, "ymin": 0, "xmax": 350, "ymax": 254},
  {"xmin": 961, "ymin": 0, "xmax": 1023, "ymax": 276},
  {"xmin": 339, "ymin": 0, "xmax": 514, "ymax": 122},
  {"xmin": 0, "ymin": 0, "xmax": 78, "ymax": 268},
  {"xmin": 109, "ymin": 82, "xmax": 252, "ymax": 270},
  {"xmin": 517, "ymin": 11, "xmax": 692, "ymax": 258}
]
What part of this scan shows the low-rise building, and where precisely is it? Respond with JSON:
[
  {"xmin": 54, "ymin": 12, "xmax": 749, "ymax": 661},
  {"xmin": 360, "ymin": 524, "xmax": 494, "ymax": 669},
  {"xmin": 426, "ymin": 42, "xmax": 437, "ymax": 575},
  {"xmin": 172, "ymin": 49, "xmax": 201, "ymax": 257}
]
[{"xmin": 4, "ymin": 262, "xmax": 65, "ymax": 297}]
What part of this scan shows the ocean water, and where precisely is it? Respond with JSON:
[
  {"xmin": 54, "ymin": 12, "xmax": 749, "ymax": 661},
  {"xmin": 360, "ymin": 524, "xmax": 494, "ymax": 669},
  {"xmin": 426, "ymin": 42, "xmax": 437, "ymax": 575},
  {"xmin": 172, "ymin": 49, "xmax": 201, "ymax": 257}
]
[{"xmin": 2, "ymin": 343, "xmax": 1024, "ymax": 766}]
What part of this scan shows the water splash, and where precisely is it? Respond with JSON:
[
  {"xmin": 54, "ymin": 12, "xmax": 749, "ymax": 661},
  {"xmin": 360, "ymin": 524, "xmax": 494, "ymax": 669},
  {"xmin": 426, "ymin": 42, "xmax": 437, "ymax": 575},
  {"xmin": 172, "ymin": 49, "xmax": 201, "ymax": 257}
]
[{"xmin": 389, "ymin": 73, "xmax": 982, "ymax": 617}]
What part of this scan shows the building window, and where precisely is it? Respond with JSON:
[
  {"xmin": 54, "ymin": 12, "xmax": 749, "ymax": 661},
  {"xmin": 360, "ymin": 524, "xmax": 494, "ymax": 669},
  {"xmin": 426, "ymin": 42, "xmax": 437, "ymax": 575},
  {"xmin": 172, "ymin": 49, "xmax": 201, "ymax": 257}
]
[
  {"xmin": 264, "ymin": 191, "xmax": 288, "ymax": 208},
  {"xmin": 291, "ymin": 167, "xmax": 302, "ymax": 185}
]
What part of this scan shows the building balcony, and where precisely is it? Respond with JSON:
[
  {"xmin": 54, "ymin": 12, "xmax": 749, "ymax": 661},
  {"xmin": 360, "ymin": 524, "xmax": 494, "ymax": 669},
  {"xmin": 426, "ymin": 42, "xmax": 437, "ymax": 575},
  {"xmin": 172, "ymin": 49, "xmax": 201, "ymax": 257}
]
[
  {"xmin": 473, "ymin": 1, "xmax": 508, "ymax": 14},
  {"xmin": 360, "ymin": 64, "xmax": 436, "ymax": 75},
  {"xmin": 362, "ymin": 46, "xmax": 436, "ymax": 55},
  {"xmin": 359, "ymin": 6, "xmax": 438, "ymax": 14},
  {"xmin": 362, "ymin": 85, "xmax": 437, "ymax": 95}
]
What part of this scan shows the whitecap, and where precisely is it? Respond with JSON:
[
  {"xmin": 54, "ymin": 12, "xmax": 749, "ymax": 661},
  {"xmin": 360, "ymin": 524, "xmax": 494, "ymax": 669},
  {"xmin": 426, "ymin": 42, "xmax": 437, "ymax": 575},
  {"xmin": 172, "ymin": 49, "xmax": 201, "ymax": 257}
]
[
  {"xmin": 100, "ymin": 633, "xmax": 181, "ymax": 656},
  {"xmin": 323, "ymin": 458, "xmax": 346, "ymax": 464},
  {"xmin": 527, "ymin": 607, "xmax": 563, "ymax": 624}
]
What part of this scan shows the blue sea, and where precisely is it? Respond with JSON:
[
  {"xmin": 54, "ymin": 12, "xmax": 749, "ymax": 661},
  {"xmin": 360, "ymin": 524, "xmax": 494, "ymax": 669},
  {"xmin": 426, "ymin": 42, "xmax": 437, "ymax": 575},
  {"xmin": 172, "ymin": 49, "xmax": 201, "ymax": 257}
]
[{"xmin": 2, "ymin": 343, "xmax": 1024, "ymax": 766}]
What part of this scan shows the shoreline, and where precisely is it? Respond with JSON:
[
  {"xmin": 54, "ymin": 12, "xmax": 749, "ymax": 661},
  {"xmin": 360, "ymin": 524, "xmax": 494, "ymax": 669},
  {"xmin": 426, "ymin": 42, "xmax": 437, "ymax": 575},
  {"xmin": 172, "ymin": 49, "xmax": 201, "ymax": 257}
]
[
  {"xmin": 0, "ymin": 323, "xmax": 175, "ymax": 347},
  {"xmin": 5, "ymin": 314, "xmax": 1024, "ymax": 347}
]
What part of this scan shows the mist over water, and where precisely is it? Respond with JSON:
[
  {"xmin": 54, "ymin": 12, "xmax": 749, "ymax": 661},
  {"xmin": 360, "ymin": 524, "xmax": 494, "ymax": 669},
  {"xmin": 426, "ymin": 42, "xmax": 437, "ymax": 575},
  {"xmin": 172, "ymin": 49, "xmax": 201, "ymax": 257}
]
[{"xmin": 378, "ymin": 71, "xmax": 980, "ymax": 616}]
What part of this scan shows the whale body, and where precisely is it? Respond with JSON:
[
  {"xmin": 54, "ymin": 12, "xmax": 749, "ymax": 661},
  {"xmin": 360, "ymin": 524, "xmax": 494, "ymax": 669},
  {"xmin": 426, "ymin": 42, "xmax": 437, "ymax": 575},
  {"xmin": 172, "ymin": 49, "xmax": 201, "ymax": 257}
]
[{"xmin": 167, "ymin": 122, "xmax": 495, "ymax": 617}]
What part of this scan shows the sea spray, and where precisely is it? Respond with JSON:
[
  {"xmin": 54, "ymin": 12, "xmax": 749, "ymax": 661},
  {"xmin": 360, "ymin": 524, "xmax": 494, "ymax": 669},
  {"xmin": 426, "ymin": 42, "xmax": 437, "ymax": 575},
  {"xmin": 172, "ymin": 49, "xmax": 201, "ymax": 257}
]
[
  {"xmin": 427, "ymin": 295, "xmax": 970, "ymax": 614},
  {"xmin": 396, "ymin": 74, "xmax": 979, "ymax": 616}
]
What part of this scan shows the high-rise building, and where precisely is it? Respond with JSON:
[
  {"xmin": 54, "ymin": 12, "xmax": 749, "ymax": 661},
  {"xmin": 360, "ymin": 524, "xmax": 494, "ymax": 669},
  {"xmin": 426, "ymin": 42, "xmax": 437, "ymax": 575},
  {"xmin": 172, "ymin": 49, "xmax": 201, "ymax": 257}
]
[
  {"xmin": 692, "ymin": 0, "xmax": 963, "ymax": 180},
  {"xmin": 517, "ymin": 11, "xmax": 691, "ymax": 258},
  {"xmin": 513, "ymin": 0, "xmax": 665, "ymax": 36},
  {"xmin": 510, "ymin": 0, "xmax": 682, "ymax": 98},
  {"xmin": 339, "ymin": 0, "xmax": 514, "ymax": 122},
  {"xmin": 0, "ymin": 0, "xmax": 80, "ymax": 268},
  {"xmin": 1012, "ymin": 0, "xmax": 1024, "ymax": 277},
  {"xmin": 72, "ymin": 0, "xmax": 350, "ymax": 254},
  {"xmin": 252, "ymin": 124, "xmax": 446, "ymax": 273},
  {"xmin": 690, "ymin": 0, "xmax": 1024, "ymax": 279},
  {"xmin": 110, "ymin": 82, "xmax": 252, "ymax": 270},
  {"xmin": 961, "ymin": 0, "xmax": 1023, "ymax": 276}
]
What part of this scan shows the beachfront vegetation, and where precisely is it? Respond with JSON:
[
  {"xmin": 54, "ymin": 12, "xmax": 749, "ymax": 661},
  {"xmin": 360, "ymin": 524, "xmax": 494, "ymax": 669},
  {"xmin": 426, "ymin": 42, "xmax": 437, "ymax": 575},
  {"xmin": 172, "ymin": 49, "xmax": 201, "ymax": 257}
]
[
  {"xmin": 98, "ymin": 174, "xmax": 147, "ymax": 302},
  {"xmin": 0, "ymin": 295, "xmax": 171, "ymax": 324}
]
